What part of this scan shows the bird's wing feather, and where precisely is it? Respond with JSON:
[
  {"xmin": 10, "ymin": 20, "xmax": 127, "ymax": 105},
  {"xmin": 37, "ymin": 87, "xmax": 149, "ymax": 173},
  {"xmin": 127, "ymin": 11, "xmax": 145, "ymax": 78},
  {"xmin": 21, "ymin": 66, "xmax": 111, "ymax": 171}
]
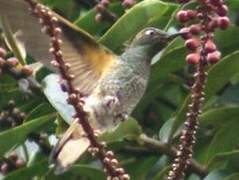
[
  {"xmin": 50, "ymin": 120, "xmax": 90, "ymax": 174},
  {"xmin": 0, "ymin": 0, "xmax": 116, "ymax": 95}
]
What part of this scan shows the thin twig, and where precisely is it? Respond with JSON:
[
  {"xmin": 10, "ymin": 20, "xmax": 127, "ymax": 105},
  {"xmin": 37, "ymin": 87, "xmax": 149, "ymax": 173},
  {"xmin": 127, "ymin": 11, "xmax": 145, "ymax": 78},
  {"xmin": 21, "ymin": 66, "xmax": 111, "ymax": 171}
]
[{"xmin": 24, "ymin": 0, "xmax": 128, "ymax": 179}]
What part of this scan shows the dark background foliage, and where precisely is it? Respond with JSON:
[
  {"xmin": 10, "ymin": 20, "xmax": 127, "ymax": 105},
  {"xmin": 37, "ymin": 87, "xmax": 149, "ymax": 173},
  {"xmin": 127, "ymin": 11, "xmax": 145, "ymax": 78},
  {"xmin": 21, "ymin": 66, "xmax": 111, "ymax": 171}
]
[{"xmin": 0, "ymin": 0, "xmax": 239, "ymax": 179}]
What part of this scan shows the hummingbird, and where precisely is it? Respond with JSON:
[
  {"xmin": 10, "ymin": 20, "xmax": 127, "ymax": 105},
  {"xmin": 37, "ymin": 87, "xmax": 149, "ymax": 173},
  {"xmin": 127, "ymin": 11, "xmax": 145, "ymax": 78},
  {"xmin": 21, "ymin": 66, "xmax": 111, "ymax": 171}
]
[{"xmin": 0, "ymin": 0, "xmax": 183, "ymax": 175}]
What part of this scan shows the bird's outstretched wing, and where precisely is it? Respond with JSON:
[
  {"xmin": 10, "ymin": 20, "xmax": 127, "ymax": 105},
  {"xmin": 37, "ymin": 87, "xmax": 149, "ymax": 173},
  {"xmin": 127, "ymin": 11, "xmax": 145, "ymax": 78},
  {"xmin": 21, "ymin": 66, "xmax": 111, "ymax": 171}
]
[
  {"xmin": 50, "ymin": 120, "xmax": 90, "ymax": 174},
  {"xmin": 0, "ymin": 0, "xmax": 117, "ymax": 95}
]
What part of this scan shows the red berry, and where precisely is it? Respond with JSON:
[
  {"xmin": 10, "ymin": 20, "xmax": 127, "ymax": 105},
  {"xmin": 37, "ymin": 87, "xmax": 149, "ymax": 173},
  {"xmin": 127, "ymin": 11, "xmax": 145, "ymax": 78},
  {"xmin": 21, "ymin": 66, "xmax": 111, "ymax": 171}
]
[
  {"xmin": 210, "ymin": 0, "xmax": 223, "ymax": 6},
  {"xmin": 15, "ymin": 159, "xmax": 25, "ymax": 168},
  {"xmin": 217, "ymin": 16, "xmax": 230, "ymax": 30},
  {"xmin": 1, "ymin": 162, "xmax": 8, "ymax": 175},
  {"xmin": 197, "ymin": 12, "xmax": 203, "ymax": 19},
  {"xmin": 186, "ymin": 53, "xmax": 200, "ymax": 64},
  {"xmin": 0, "ymin": 57, "xmax": 6, "ymax": 67},
  {"xmin": 217, "ymin": 5, "xmax": 228, "ymax": 16},
  {"xmin": 0, "ymin": 48, "xmax": 7, "ymax": 58},
  {"xmin": 95, "ymin": 13, "xmax": 103, "ymax": 22},
  {"xmin": 185, "ymin": 38, "xmax": 200, "ymax": 50},
  {"xmin": 207, "ymin": 19, "xmax": 218, "ymax": 31},
  {"xmin": 101, "ymin": 0, "xmax": 110, "ymax": 7},
  {"xmin": 21, "ymin": 65, "xmax": 33, "ymax": 76},
  {"xmin": 176, "ymin": 10, "xmax": 189, "ymax": 23},
  {"xmin": 206, "ymin": 51, "xmax": 221, "ymax": 63},
  {"xmin": 189, "ymin": 25, "xmax": 201, "ymax": 35},
  {"xmin": 122, "ymin": 0, "xmax": 136, "ymax": 8},
  {"xmin": 95, "ymin": 4, "xmax": 105, "ymax": 13},
  {"xmin": 187, "ymin": 10, "xmax": 197, "ymax": 19},
  {"xmin": 180, "ymin": 28, "xmax": 192, "ymax": 39},
  {"xmin": 205, "ymin": 40, "xmax": 217, "ymax": 53},
  {"xmin": 6, "ymin": 57, "xmax": 19, "ymax": 67}
]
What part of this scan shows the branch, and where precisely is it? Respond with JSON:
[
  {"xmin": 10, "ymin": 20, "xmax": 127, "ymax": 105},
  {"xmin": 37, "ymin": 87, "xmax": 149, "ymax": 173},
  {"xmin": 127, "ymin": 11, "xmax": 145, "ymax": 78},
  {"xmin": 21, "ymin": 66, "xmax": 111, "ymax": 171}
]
[
  {"xmin": 24, "ymin": 0, "xmax": 128, "ymax": 179},
  {"xmin": 139, "ymin": 134, "xmax": 208, "ymax": 178}
]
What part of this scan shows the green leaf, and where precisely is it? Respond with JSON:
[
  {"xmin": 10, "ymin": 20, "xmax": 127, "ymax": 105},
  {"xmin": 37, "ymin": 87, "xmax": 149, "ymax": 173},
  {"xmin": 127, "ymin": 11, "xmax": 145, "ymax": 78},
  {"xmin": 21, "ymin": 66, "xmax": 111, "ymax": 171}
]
[
  {"xmin": 223, "ymin": 173, "xmax": 239, "ymax": 180},
  {"xmin": 205, "ymin": 50, "xmax": 239, "ymax": 99},
  {"xmin": 125, "ymin": 156, "xmax": 158, "ymax": 180},
  {"xmin": 169, "ymin": 50, "xmax": 239, "ymax": 140},
  {"xmin": 204, "ymin": 170, "xmax": 228, "ymax": 180},
  {"xmin": 215, "ymin": 26, "xmax": 239, "ymax": 56},
  {"xmin": 152, "ymin": 166, "xmax": 170, "ymax": 180},
  {"xmin": 149, "ymin": 46, "xmax": 187, "ymax": 90},
  {"xmin": 205, "ymin": 118, "xmax": 239, "ymax": 164},
  {"xmin": 100, "ymin": 118, "xmax": 142, "ymax": 143},
  {"xmin": 74, "ymin": 3, "xmax": 124, "ymax": 35},
  {"xmin": 69, "ymin": 164, "xmax": 105, "ymax": 180},
  {"xmin": 99, "ymin": 0, "xmax": 178, "ymax": 52},
  {"xmin": 0, "ymin": 15, "xmax": 26, "ymax": 65},
  {"xmin": 207, "ymin": 150, "xmax": 239, "ymax": 170},
  {"xmin": 24, "ymin": 103, "xmax": 55, "ymax": 122},
  {"xmin": 4, "ymin": 160, "xmax": 48, "ymax": 180},
  {"xmin": 200, "ymin": 106, "xmax": 239, "ymax": 127},
  {"xmin": 0, "ymin": 114, "xmax": 55, "ymax": 156}
]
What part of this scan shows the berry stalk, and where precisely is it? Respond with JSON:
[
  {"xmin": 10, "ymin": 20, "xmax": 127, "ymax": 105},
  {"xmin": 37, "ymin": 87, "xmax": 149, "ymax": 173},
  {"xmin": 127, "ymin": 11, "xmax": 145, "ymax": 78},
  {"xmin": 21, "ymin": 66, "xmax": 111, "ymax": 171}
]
[
  {"xmin": 167, "ymin": 0, "xmax": 230, "ymax": 179},
  {"xmin": 24, "ymin": 0, "xmax": 129, "ymax": 179}
]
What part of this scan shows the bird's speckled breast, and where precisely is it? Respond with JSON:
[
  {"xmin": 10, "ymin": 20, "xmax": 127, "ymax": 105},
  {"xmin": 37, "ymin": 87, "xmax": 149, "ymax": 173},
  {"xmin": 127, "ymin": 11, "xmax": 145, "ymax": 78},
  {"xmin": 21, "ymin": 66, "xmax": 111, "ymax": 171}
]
[{"xmin": 98, "ymin": 58, "xmax": 151, "ymax": 115}]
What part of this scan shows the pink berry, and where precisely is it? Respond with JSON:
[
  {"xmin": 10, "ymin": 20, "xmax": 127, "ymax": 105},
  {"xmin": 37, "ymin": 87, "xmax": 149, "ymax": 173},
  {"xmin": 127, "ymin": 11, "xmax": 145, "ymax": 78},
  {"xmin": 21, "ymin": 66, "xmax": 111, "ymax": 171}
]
[
  {"xmin": 0, "ymin": 48, "xmax": 7, "ymax": 58},
  {"xmin": 207, "ymin": 19, "xmax": 218, "ymax": 31},
  {"xmin": 217, "ymin": 5, "xmax": 228, "ymax": 16},
  {"xmin": 15, "ymin": 159, "xmax": 25, "ymax": 168},
  {"xmin": 95, "ymin": 13, "xmax": 103, "ymax": 22},
  {"xmin": 101, "ymin": 0, "xmax": 110, "ymax": 7},
  {"xmin": 186, "ymin": 53, "xmax": 200, "ymax": 64},
  {"xmin": 21, "ymin": 65, "xmax": 33, "ymax": 76},
  {"xmin": 187, "ymin": 10, "xmax": 197, "ymax": 19},
  {"xmin": 207, "ymin": 51, "xmax": 221, "ymax": 63},
  {"xmin": 6, "ymin": 57, "xmax": 19, "ymax": 67},
  {"xmin": 185, "ymin": 38, "xmax": 200, "ymax": 50},
  {"xmin": 210, "ymin": 0, "xmax": 223, "ymax": 6},
  {"xmin": 197, "ymin": 12, "xmax": 203, "ymax": 19},
  {"xmin": 176, "ymin": 10, "xmax": 189, "ymax": 23},
  {"xmin": 180, "ymin": 28, "xmax": 192, "ymax": 39},
  {"xmin": 122, "ymin": 0, "xmax": 136, "ymax": 8},
  {"xmin": 205, "ymin": 40, "xmax": 217, "ymax": 53},
  {"xmin": 95, "ymin": 4, "xmax": 105, "ymax": 13},
  {"xmin": 189, "ymin": 25, "xmax": 201, "ymax": 35},
  {"xmin": 0, "ymin": 57, "xmax": 5, "ymax": 67},
  {"xmin": 217, "ymin": 16, "xmax": 230, "ymax": 30},
  {"xmin": 1, "ymin": 162, "xmax": 8, "ymax": 175}
]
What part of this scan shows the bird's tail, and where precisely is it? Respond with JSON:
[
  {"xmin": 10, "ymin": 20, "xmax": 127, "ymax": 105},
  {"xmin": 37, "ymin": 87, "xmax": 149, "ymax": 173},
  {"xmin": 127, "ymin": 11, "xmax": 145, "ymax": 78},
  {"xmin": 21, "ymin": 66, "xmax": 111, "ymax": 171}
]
[{"xmin": 50, "ymin": 120, "xmax": 90, "ymax": 175}]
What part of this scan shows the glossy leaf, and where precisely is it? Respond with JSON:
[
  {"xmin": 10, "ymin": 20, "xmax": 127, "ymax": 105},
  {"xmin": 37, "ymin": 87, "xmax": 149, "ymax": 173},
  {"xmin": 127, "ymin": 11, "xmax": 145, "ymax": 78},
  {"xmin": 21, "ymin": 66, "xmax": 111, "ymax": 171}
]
[
  {"xmin": 0, "ymin": 114, "xmax": 55, "ymax": 156},
  {"xmin": 100, "ymin": 118, "xmax": 142, "ymax": 143},
  {"xmin": 4, "ymin": 160, "xmax": 48, "ymax": 180},
  {"xmin": 99, "ymin": 0, "xmax": 178, "ymax": 52}
]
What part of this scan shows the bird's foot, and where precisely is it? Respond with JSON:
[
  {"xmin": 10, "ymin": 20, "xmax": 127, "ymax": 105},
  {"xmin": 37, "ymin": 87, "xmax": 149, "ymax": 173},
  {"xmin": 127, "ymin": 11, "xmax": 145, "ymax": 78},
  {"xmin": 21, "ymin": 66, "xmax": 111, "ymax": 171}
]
[
  {"xmin": 113, "ymin": 112, "xmax": 128, "ymax": 124},
  {"xmin": 104, "ymin": 96, "xmax": 120, "ymax": 111}
]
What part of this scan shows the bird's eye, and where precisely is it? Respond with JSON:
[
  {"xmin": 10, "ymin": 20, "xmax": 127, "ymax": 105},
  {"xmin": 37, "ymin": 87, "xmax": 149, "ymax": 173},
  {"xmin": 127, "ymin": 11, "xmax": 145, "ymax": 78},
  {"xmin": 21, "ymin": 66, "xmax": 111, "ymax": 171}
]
[{"xmin": 145, "ymin": 29, "xmax": 156, "ymax": 36}]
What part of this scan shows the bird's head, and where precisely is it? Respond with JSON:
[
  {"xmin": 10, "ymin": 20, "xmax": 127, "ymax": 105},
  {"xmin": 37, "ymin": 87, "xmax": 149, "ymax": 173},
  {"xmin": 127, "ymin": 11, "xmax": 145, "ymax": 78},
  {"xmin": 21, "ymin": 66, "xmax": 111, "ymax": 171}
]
[{"xmin": 130, "ymin": 27, "xmax": 184, "ymax": 58}]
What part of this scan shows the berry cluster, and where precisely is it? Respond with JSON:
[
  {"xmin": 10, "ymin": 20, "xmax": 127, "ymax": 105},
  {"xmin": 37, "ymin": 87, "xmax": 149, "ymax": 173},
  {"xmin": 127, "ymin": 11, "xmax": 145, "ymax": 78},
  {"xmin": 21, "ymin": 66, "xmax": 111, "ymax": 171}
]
[
  {"xmin": 176, "ymin": 0, "xmax": 230, "ymax": 64},
  {"xmin": 0, "ymin": 48, "xmax": 33, "ymax": 76},
  {"xmin": 94, "ymin": 0, "xmax": 136, "ymax": 22},
  {"xmin": 0, "ymin": 100, "xmax": 26, "ymax": 130},
  {"xmin": 0, "ymin": 152, "xmax": 26, "ymax": 175},
  {"xmin": 167, "ymin": 1, "xmax": 230, "ymax": 179}
]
